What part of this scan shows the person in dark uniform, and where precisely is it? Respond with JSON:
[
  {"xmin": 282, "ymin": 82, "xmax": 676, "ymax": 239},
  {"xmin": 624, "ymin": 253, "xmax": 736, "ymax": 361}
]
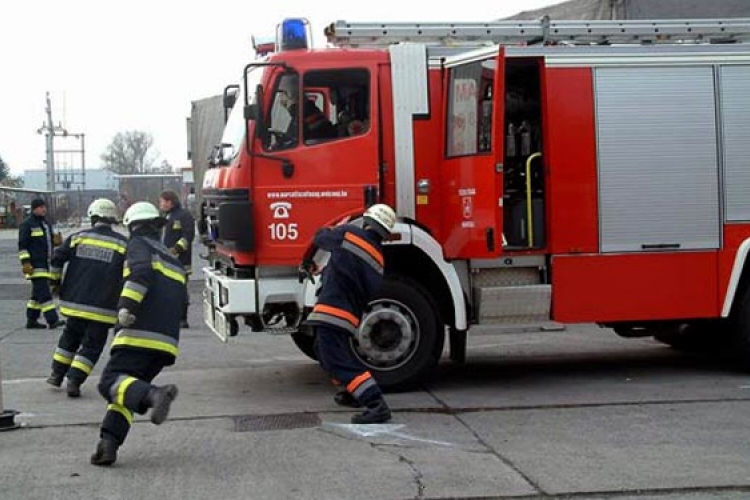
[
  {"xmin": 159, "ymin": 190, "xmax": 195, "ymax": 328},
  {"xmin": 300, "ymin": 204, "xmax": 397, "ymax": 424},
  {"xmin": 47, "ymin": 199, "xmax": 127, "ymax": 398},
  {"xmin": 90, "ymin": 202, "xmax": 186, "ymax": 466},
  {"xmin": 18, "ymin": 198, "xmax": 64, "ymax": 329}
]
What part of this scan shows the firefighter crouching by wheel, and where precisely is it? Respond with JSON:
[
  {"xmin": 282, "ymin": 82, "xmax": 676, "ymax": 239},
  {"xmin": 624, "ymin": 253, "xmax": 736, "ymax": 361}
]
[
  {"xmin": 18, "ymin": 198, "xmax": 64, "ymax": 329},
  {"xmin": 47, "ymin": 199, "xmax": 127, "ymax": 398},
  {"xmin": 300, "ymin": 204, "xmax": 397, "ymax": 424},
  {"xmin": 159, "ymin": 190, "xmax": 195, "ymax": 328},
  {"xmin": 90, "ymin": 202, "xmax": 186, "ymax": 467}
]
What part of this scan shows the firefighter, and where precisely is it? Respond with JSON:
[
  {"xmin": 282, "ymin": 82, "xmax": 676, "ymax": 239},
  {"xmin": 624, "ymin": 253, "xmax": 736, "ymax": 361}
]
[
  {"xmin": 18, "ymin": 198, "xmax": 64, "ymax": 329},
  {"xmin": 47, "ymin": 199, "xmax": 127, "ymax": 398},
  {"xmin": 159, "ymin": 190, "xmax": 195, "ymax": 328},
  {"xmin": 90, "ymin": 201, "xmax": 186, "ymax": 466},
  {"xmin": 300, "ymin": 204, "xmax": 397, "ymax": 424}
]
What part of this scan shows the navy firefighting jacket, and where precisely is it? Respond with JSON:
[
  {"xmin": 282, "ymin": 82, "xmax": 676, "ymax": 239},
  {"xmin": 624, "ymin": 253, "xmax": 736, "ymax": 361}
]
[
  {"xmin": 305, "ymin": 224, "xmax": 385, "ymax": 335},
  {"xmin": 114, "ymin": 234, "xmax": 187, "ymax": 364},
  {"xmin": 162, "ymin": 203, "xmax": 195, "ymax": 271},
  {"xmin": 18, "ymin": 215, "xmax": 54, "ymax": 278},
  {"xmin": 50, "ymin": 224, "xmax": 128, "ymax": 325}
]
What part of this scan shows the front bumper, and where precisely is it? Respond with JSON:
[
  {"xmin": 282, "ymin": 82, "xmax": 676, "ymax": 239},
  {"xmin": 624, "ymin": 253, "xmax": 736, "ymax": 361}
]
[{"xmin": 203, "ymin": 266, "xmax": 256, "ymax": 341}]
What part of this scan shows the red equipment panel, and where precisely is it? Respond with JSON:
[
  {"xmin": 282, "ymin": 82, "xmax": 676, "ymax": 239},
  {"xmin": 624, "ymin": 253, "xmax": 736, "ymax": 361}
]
[{"xmin": 552, "ymin": 252, "xmax": 720, "ymax": 323}]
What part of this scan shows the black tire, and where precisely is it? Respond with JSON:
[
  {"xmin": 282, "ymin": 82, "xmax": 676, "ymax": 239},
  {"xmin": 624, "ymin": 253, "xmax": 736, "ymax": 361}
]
[
  {"xmin": 654, "ymin": 321, "xmax": 728, "ymax": 355},
  {"xmin": 291, "ymin": 330, "xmax": 318, "ymax": 361},
  {"xmin": 731, "ymin": 287, "xmax": 750, "ymax": 365},
  {"xmin": 349, "ymin": 276, "xmax": 444, "ymax": 390}
]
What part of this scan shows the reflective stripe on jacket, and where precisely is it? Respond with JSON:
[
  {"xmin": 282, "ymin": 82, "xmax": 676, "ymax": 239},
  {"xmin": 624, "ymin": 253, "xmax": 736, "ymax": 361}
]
[
  {"xmin": 51, "ymin": 225, "xmax": 128, "ymax": 324},
  {"xmin": 304, "ymin": 224, "xmax": 384, "ymax": 335},
  {"xmin": 115, "ymin": 235, "xmax": 186, "ymax": 364},
  {"xmin": 18, "ymin": 215, "xmax": 53, "ymax": 276}
]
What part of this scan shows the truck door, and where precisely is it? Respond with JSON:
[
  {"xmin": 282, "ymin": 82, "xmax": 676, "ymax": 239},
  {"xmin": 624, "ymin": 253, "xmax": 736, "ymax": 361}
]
[
  {"xmin": 251, "ymin": 65, "xmax": 381, "ymax": 266},
  {"xmin": 441, "ymin": 47, "xmax": 506, "ymax": 259}
]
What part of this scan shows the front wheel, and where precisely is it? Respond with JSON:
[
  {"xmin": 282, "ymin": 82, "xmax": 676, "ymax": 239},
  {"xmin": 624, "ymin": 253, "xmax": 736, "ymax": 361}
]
[{"xmin": 350, "ymin": 277, "xmax": 444, "ymax": 390}]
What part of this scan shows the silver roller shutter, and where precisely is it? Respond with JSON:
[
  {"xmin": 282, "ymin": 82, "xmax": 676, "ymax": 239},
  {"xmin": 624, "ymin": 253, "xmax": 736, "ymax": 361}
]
[
  {"xmin": 595, "ymin": 66, "xmax": 720, "ymax": 253},
  {"xmin": 720, "ymin": 65, "xmax": 750, "ymax": 222}
]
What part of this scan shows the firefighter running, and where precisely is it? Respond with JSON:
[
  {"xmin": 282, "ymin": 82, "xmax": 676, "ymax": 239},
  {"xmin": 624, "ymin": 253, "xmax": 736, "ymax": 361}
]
[
  {"xmin": 159, "ymin": 190, "xmax": 195, "ymax": 328},
  {"xmin": 91, "ymin": 202, "xmax": 186, "ymax": 466},
  {"xmin": 47, "ymin": 199, "xmax": 127, "ymax": 398},
  {"xmin": 18, "ymin": 198, "xmax": 64, "ymax": 329},
  {"xmin": 301, "ymin": 204, "xmax": 397, "ymax": 424}
]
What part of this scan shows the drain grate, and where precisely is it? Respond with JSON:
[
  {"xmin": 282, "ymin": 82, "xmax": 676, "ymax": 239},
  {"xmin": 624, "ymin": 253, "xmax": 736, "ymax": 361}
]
[{"xmin": 233, "ymin": 413, "xmax": 321, "ymax": 432}]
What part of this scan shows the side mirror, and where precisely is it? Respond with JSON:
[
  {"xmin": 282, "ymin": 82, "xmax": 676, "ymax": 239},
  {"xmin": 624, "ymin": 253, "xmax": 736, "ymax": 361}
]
[
  {"xmin": 223, "ymin": 85, "xmax": 240, "ymax": 124},
  {"xmin": 218, "ymin": 143, "xmax": 236, "ymax": 166}
]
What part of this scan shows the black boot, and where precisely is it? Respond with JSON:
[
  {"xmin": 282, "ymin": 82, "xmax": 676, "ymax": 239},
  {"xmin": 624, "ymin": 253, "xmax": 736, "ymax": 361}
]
[
  {"xmin": 48, "ymin": 319, "xmax": 66, "ymax": 329},
  {"xmin": 27, "ymin": 321, "xmax": 46, "ymax": 329},
  {"xmin": 145, "ymin": 385, "xmax": 178, "ymax": 425},
  {"xmin": 334, "ymin": 390, "xmax": 362, "ymax": 408},
  {"xmin": 67, "ymin": 379, "xmax": 81, "ymax": 398},
  {"xmin": 351, "ymin": 398, "xmax": 392, "ymax": 424},
  {"xmin": 46, "ymin": 372, "xmax": 64, "ymax": 388},
  {"xmin": 90, "ymin": 437, "xmax": 118, "ymax": 466}
]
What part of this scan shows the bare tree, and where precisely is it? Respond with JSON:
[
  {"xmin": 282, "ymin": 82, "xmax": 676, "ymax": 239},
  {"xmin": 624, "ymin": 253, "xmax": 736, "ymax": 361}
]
[
  {"xmin": 0, "ymin": 154, "xmax": 23, "ymax": 187},
  {"xmin": 101, "ymin": 131, "xmax": 156, "ymax": 174}
]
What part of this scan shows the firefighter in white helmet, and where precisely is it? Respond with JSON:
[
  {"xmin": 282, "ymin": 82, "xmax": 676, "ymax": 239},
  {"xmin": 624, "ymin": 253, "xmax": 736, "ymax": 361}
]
[
  {"xmin": 91, "ymin": 201, "xmax": 186, "ymax": 466},
  {"xmin": 300, "ymin": 203, "xmax": 397, "ymax": 424},
  {"xmin": 47, "ymin": 198, "xmax": 128, "ymax": 398}
]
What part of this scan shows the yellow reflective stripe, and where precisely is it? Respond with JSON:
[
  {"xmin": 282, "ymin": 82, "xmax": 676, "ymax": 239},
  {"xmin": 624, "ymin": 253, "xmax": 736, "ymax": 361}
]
[
  {"xmin": 71, "ymin": 360, "xmax": 93, "ymax": 375},
  {"xmin": 31, "ymin": 229, "xmax": 44, "ymax": 236},
  {"xmin": 53, "ymin": 353, "xmax": 73, "ymax": 365},
  {"xmin": 41, "ymin": 303, "xmax": 56, "ymax": 312},
  {"xmin": 29, "ymin": 271, "xmax": 52, "ymax": 279},
  {"xmin": 112, "ymin": 336, "xmax": 180, "ymax": 357},
  {"xmin": 27, "ymin": 301, "xmax": 41, "ymax": 310},
  {"xmin": 123, "ymin": 267, "xmax": 131, "ymax": 278},
  {"xmin": 50, "ymin": 272, "xmax": 62, "ymax": 280},
  {"xmin": 115, "ymin": 376, "xmax": 137, "ymax": 406},
  {"xmin": 152, "ymin": 261, "xmax": 186, "ymax": 284},
  {"xmin": 120, "ymin": 288, "xmax": 145, "ymax": 303},
  {"xmin": 59, "ymin": 306, "xmax": 117, "ymax": 325},
  {"xmin": 18, "ymin": 251, "xmax": 30, "ymax": 261},
  {"xmin": 72, "ymin": 237, "xmax": 126, "ymax": 254},
  {"xmin": 107, "ymin": 403, "xmax": 133, "ymax": 425},
  {"xmin": 176, "ymin": 238, "xmax": 189, "ymax": 250}
]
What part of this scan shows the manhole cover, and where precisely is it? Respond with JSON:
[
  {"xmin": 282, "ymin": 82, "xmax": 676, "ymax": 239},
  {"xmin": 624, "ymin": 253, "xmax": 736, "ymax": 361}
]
[{"xmin": 233, "ymin": 413, "xmax": 321, "ymax": 432}]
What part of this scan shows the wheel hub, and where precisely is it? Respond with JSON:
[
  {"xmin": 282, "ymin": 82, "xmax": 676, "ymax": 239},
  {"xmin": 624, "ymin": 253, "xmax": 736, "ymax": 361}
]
[{"xmin": 356, "ymin": 300, "xmax": 419, "ymax": 369}]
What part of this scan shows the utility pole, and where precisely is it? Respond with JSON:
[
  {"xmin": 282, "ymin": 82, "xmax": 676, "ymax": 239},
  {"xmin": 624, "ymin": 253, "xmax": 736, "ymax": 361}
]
[
  {"xmin": 36, "ymin": 92, "xmax": 67, "ymax": 192},
  {"xmin": 36, "ymin": 92, "xmax": 87, "ymax": 222}
]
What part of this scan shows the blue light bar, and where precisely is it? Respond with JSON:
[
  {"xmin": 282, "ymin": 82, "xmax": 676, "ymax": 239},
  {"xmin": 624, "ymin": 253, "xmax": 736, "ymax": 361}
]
[{"xmin": 277, "ymin": 18, "xmax": 311, "ymax": 51}]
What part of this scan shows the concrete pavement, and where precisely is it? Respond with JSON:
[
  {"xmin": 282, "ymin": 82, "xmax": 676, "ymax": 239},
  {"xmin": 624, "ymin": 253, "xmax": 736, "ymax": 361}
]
[{"xmin": 2, "ymin": 229, "xmax": 750, "ymax": 499}]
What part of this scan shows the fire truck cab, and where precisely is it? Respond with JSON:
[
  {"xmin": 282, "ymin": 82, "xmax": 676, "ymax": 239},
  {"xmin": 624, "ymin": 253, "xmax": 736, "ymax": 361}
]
[{"xmin": 202, "ymin": 17, "xmax": 750, "ymax": 388}]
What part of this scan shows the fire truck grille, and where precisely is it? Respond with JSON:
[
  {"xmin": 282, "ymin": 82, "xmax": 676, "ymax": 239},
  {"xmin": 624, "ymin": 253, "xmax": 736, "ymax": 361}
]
[{"xmin": 233, "ymin": 413, "xmax": 321, "ymax": 432}]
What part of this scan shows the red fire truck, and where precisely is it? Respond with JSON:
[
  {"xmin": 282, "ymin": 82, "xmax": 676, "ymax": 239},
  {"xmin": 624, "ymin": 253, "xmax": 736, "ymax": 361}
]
[{"xmin": 201, "ymin": 17, "xmax": 750, "ymax": 388}]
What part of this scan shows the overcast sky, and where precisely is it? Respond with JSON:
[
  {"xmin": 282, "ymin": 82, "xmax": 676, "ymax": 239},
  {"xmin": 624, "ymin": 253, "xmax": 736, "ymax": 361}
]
[{"xmin": 0, "ymin": 0, "xmax": 565, "ymax": 175}]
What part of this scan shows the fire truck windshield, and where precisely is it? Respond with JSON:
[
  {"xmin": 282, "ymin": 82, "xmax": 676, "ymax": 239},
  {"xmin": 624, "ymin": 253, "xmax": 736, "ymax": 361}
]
[{"xmin": 219, "ymin": 66, "xmax": 263, "ymax": 161}]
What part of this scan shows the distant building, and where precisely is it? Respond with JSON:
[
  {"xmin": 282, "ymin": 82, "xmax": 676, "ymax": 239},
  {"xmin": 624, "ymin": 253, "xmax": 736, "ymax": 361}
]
[{"xmin": 23, "ymin": 168, "xmax": 117, "ymax": 191}]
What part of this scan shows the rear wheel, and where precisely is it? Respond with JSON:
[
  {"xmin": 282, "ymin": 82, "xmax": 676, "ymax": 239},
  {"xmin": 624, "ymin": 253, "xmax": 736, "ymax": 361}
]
[
  {"xmin": 349, "ymin": 276, "xmax": 444, "ymax": 390},
  {"xmin": 731, "ymin": 287, "xmax": 750, "ymax": 366}
]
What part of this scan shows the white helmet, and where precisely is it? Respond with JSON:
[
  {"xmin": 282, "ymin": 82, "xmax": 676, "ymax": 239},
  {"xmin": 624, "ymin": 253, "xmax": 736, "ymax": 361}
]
[
  {"xmin": 123, "ymin": 201, "xmax": 162, "ymax": 228},
  {"xmin": 87, "ymin": 198, "xmax": 118, "ymax": 222},
  {"xmin": 363, "ymin": 203, "xmax": 397, "ymax": 237}
]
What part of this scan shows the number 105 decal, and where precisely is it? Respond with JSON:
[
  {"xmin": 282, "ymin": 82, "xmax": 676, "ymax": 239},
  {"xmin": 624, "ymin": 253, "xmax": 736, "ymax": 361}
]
[{"xmin": 268, "ymin": 222, "xmax": 299, "ymax": 240}]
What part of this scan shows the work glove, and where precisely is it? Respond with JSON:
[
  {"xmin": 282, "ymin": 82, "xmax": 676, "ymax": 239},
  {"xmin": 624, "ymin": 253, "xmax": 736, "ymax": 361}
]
[
  {"xmin": 169, "ymin": 246, "xmax": 180, "ymax": 256},
  {"xmin": 21, "ymin": 261, "xmax": 34, "ymax": 276},
  {"xmin": 117, "ymin": 308, "xmax": 136, "ymax": 327},
  {"xmin": 50, "ymin": 281, "xmax": 60, "ymax": 297},
  {"xmin": 52, "ymin": 232, "xmax": 63, "ymax": 246}
]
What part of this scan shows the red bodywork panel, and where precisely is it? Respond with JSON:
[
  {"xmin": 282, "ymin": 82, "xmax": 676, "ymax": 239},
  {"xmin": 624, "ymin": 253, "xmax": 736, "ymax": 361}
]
[
  {"xmin": 544, "ymin": 68, "xmax": 599, "ymax": 254},
  {"xmin": 552, "ymin": 252, "xmax": 720, "ymax": 323}
]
